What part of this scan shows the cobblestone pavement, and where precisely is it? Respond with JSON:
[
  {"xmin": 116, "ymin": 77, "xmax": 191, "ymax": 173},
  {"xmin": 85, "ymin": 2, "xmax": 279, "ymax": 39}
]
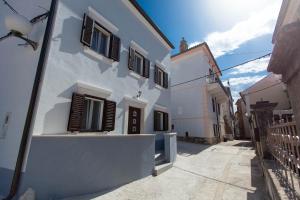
[{"xmin": 66, "ymin": 140, "xmax": 268, "ymax": 200}]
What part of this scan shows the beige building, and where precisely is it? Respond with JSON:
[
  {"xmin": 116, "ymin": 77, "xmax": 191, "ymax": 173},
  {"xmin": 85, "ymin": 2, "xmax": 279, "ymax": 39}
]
[
  {"xmin": 240, "ymin": 73, "xmax": 291, "ymax": 138},
  {"xmin": 267, "ymin": 0, "xmax": 300, "ymax": 134}
]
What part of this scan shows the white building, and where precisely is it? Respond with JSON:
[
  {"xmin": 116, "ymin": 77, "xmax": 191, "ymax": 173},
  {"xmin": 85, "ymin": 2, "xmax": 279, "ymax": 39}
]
[
  {"xmin": 170, "ymin": 40, "xmax": 233, "ymax": 144},
  {"xmin": 0, "ymin": 0, "xmax": 175, "ymax": 198}
]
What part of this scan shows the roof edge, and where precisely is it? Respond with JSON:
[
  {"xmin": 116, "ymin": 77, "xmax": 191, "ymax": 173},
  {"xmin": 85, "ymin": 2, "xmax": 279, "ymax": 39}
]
[
  {"xmin": 128, "ymin": 0, "xmax": 174, "ymax": 49},
  {"xmin": 171, "ymin": 42, "xmax": 222, "ymax": 76}
]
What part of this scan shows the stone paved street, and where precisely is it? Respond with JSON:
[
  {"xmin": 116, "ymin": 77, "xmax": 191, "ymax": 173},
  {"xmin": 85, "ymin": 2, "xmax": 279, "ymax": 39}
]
[{"xmin": 66, "ymin": 140, "xmax": 268, "ymax": 200}]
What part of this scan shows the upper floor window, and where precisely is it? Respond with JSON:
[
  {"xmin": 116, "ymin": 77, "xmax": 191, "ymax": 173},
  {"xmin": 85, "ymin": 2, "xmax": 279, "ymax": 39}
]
[
  {"xmin": 128, "ymin": 47, "xmax": 150, "ymax": 78},
  {"xmin": 91, "ymin": 24, "xmax": 110, "ymax": 57},
  {"xmin": 212, "ymin": 98, "xmax": 215, "ymax": 112},
  {"xmin": 154, "ymin": 65, "xmax": 168, "ymax": 88},
  {"xmin": 80, "ymin": 14, "xmax": 120, "ymax": 62}
]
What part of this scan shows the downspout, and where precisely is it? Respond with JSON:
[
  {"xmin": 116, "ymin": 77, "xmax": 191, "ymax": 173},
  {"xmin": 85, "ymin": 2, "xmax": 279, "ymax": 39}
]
[{"xmin": 3, "ymin": 0, "xmax": 57, "ymax": 199}]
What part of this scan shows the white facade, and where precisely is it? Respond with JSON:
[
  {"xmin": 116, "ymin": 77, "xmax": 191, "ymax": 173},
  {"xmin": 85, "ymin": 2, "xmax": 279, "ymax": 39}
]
[
  {"xmin": 0, "ymin": 0, "xmax": 51, "ymax": 170},
  {"xmin": 32, "ymin": 0, "xmax": 172, "ymax": 136},
  {"xmin": 170, "ymin": 44, "xmax": 232, "ymax": 143},
  {"xmin": 0, "ymin": 0, "xmax": 173, "ymax": 171}
]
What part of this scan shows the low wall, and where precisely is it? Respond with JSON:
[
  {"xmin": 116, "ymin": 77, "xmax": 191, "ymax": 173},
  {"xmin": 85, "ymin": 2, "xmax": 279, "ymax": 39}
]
[
  {"xmin": 17, "ymin": 134, "xmax": 155, "ymax": 199},
  {"xmin": 164, "ymin": 133, "xmax": 177, "ymax": 163}
]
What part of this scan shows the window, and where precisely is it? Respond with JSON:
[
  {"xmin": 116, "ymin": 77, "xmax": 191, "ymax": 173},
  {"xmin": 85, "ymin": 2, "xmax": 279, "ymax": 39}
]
[
  {"xmin": 154, "ymin": 65, "xmax": 168, "ymax": 88},
  {"xmin": 68, "ymin": 93, "xmax": 116, "ymax": 132},
  {"xmin": 213, "ymin": 124, "xmax": 219, "ymax": 137},
  {"xmin": 157, "ymin": 68, "xmax": 164, "ymax": 86},
  {"xmin": 217, "ymin": 103, "xmax": 220, "ymax": 115},
  {"xmin": 82, "ymin": 97, "xmax": 104, "ymax": 131},
  {"xmin": 134, "ymin": 52, "xmax": 144, "ymax": 76},
  {"xmin": 154, "ymin": 111, "xmax": 169, "ymax": 131},
  {"xmin": 91, "ymin": 25, "xmax": 110, "ymax": 57},
  {"xmin": 212, "ymin": 98, "xmax": 215, "ymax": 112},
  {"xmin": 81, "ymin": 14, "xmax": 121, "ymax": 62},
  {"xmin": 128, "ymin": 48, "xmax": 150, "ymax": 78}
]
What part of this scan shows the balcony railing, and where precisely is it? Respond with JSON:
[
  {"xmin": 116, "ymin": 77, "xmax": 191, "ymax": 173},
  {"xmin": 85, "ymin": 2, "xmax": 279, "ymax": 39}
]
[{"xmin": 206, "ymin": 75, "xmax": 229, "ymax": 98}]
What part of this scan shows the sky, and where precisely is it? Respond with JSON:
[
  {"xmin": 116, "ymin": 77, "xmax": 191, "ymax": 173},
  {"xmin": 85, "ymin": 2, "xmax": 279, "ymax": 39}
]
[{"xmin": 137, "ymin": 0, "xmax": 282, "ymax": 104}]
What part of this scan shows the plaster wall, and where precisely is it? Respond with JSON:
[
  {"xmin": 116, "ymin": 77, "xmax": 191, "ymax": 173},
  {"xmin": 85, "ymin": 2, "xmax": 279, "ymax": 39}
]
[
  {"xmin": 0, "ymin": 0, "xmax": 51, "ymax": 171},
  {"xmin": 171, "ymin": 51, "xmax": 218, "ymax": 138},
  {"xmin": 17, "ymin": 135, "xmax": 155, "ymax": 199},
  {"xmin": 31, "ymin": 0, "xmax": 172, "ymax": 136}
]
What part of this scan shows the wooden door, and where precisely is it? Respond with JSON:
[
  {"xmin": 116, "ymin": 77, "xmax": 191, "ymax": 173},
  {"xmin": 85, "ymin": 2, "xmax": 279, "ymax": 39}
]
[{"xmin": 128, "ymin": 106, "xmax": 141, "ymax": 134}]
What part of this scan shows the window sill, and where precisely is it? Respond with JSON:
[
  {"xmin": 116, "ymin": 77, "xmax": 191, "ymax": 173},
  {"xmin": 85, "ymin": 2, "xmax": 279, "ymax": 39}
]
[
  {"xmin": 129, "ymin": 71, "xmax": 147, "ymax": 80},
  {"xmin": 83, "ymin": 47, "xmax": 114, "ymax": 65}
]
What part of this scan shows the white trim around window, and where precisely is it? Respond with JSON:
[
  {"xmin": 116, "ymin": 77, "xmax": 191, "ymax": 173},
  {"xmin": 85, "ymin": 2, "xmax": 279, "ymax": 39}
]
[
  {"xmin": 130, "ymin": 41, "xmax": 148, "ymax": 56},
  {"xmin": 76, "ymin": 82, "xmax": 112, "ymax": 98},
  {"xmin": 88, "ymin": 7, "xmax": 119, "ymax": 34}
]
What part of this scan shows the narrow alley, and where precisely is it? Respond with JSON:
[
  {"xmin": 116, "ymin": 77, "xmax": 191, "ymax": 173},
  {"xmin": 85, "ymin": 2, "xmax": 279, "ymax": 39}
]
[{"xmin": 65, "ymin": 140, "xmax": 267, "ymax": 200}]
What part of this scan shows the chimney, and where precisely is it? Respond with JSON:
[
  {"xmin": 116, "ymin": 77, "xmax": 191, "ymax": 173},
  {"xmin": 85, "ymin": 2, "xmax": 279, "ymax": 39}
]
[{"xmin": 180, "ymin": 37, "xmax": 188, "ymax": 53}]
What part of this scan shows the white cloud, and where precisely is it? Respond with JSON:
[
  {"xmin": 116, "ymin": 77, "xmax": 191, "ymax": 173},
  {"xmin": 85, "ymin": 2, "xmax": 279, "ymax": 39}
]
[
  {"xmin": 201, "ymin": 2, "xmax": 280, "ymax": 57},
  {"xmin": 228, "ymin": 75, "xmax": 265, "ymax": 86},
  {"xmin": 229, "ymin": 56, "xmax": 270, "ymax": 75}
]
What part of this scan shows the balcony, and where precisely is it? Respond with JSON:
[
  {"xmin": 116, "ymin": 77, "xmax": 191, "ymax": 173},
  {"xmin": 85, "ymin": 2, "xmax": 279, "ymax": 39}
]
[{"xmin": 206, "ymin": 75, "xmax": 229, "ymax": 102}]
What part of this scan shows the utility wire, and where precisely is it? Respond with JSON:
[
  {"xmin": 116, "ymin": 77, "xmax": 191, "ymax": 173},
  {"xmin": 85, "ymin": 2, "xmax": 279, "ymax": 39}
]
[
  {"xmin": 2, "ymin": 0, "xmax": 18, "ymax": 14},
  {"xmin": 242, "ymin": 82, "xmax": 282, "ymax": 96},
  {"xmin": 171, "ymin": 52, "xmax": 272, "ymax": 87}
]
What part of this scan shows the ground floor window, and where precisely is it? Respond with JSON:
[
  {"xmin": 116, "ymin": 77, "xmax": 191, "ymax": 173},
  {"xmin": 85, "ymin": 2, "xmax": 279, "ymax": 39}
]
[
  {"xmin": 213, "ymin": 124, "xmax": 220, "ymax": 137},
  {"xmin": 154, "ymin": 111, "xmax": 169, "ymax": 131},
  {"xmin": 82, "ymin": 97, "xmax": 104, "ymax": 131},
  {"xmin": 68, "ymin": 93, "xmax": 116, "ymax": 132}
]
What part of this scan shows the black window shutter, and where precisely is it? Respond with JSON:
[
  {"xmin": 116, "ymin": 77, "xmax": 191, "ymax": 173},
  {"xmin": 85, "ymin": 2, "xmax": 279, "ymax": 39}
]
[
  {"xmin": 109, "ymin": 34, "xmax": 121, "ymax": 62},
  {"xmin": 102, "ymin": 100, "xmax": 116, "ymax": 131},
  {"xmin": 67, "ymin": 93, "xmax": 85, "ymax": 131},
  {"xmin": 154, "ymin": 65, "xmax": 158, "ymax": 84},
  {"xmin": 154, "ymin": 111, "xmax": 160, "ymax": 131},
  {"xmin": 163, "ymin": 112, "xmax": 169, "ymax": 131},
  {"xmin": 80, "ymin": 14, "xmax": 94, "ymax": 47},
  {"xmin": 128, "ymin": 47, "xmax": 135, "ymax": 70},
  {"xmin": 163, "ymin": 72, "xmax": 169, "ymax": 88},
  {"xmin": 143, "ymin": 58, "xmax": 150, "ymax": 78}
]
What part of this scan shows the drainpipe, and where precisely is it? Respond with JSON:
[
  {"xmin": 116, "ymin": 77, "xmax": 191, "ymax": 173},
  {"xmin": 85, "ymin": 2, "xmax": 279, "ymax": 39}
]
[{"xmin": 2, "ymin": 0, "xmax": 57, "ymax": 199}]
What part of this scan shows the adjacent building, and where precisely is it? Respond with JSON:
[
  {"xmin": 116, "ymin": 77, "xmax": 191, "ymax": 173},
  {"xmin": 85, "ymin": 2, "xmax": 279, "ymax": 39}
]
[
  {"xmin": 170, "ymin": 40, "xmax": 234, "ymax": 144},
  {"xmin": 267, "ymin": 0, "xmax": 300, "ymax": 134},
  {"xmin": 0, "ymin": 0, "xmax": 175, "ymax": 198},
  {"xmin": 239, "ymin": 73, "xmax": 292, "ymax": 139}
]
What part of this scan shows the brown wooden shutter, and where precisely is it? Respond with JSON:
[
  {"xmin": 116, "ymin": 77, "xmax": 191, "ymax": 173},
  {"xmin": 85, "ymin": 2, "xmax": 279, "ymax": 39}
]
[
  {"xmin": 143, "ymin": 58, "xmax": 150, "ymax": 78},
  {"xmin": 154, "ymin": 111, "xmax": 160, "ymax": 131},
  {"xmin": 154, "ymin": 65, "xmax": 158, "ymax": 84},
  {"xmin": 109, "ymin": 34, "xmax": 121, "ymax": 62},
  {"xmin": 67, "ymin": 93, "xmax": 85, "ymax": 131},
  {"xmin": 102, "ymin": 100, "xmax": 116, "ymax": 131},
  {"xmin": 80, "ymin": 14, "xmax": 94, "ymax": 47},
  {"xmin": 163, "ymin": 112, "xmax": 169, "ymax": 131},
  {"xmin": 163, "ymin": 72, "xmax": 168, "ymax": 88},
  {"xmin": 128, "ymin": 47, "xmax": 135, "ymax": 70}
]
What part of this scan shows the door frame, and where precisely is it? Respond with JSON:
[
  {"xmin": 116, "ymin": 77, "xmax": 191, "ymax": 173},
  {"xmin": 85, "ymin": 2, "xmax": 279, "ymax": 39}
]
[{"xmin": 123, "ymin": 96, "xmax": 147, "ymax": 135}]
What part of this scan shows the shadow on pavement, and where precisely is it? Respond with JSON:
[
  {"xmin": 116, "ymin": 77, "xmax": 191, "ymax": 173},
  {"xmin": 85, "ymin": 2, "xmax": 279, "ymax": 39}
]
[
  {"xmin": 247, "ymin": 156, "xmax": 269, "ymax": 200},
  {"xmin": 233, "ymin": 141, "xmax": 254, "ymax": 148},
  {"xmin": 177, "ymin": 141, "xmax": 211, "ymax": 157}
]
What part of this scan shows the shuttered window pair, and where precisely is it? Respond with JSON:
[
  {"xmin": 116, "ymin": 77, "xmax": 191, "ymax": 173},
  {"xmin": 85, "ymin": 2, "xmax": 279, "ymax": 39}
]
[
  {"xmin": 128, "ymin": 47, "xmax": 150, "ymax": 78},
  {"xmin": 154, "ymin": 111, "xmax": 169, "ymax": 131},
  {"xmin": 154, "ymin": 65, "xmax": 168, "ymax": 88},
  {"xmin": 68, "ymin": 93, "xmax": 116, "ymax": 132},
  {"xmin": 81, "ymin": 14, "xmax": 121, "ymax": 62}
]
